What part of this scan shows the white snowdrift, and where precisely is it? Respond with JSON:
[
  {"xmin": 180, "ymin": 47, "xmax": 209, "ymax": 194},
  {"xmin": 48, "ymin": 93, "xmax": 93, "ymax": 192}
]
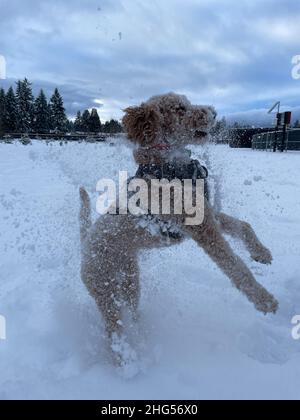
[{"xmin": 0, "ymin": 139, "xmax": 300, "ymax": 400}]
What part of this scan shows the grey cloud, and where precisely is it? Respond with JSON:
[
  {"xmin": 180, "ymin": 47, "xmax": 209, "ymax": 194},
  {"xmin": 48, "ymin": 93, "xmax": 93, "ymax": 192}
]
[{"xmin": 1, "ymin": 0, "xmax": 300, "ymax": 122}]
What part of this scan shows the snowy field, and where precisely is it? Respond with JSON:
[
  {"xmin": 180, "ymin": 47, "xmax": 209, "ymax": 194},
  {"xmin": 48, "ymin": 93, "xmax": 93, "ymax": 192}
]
[{"xmin": 0, "ymin": 138, "xmax": 300, "ymax": 400}]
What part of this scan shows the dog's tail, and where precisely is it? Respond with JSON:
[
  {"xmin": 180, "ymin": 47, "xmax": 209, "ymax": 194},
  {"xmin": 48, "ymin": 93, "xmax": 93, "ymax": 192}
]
[{"xmin": 79, "ymin": 187, "xmax": 92, "ymax": 244}]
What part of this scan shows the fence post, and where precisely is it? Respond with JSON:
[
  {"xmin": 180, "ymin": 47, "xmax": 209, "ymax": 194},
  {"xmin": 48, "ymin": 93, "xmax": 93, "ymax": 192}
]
[
  {"xmin": 281, "ymin": 124, "xmax": 287, "ymax": 152},
  {"xmin": 286, "ymin": 130, "xmax": 290, "ymax": 151},
  {"xmin": 273, "ymin": 128, "xmax": 278, "ymax": 152}
]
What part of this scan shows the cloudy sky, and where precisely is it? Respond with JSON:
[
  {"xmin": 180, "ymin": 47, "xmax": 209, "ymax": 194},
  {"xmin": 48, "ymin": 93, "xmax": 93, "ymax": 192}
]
[{"xmin": 1, "ymin": 0, "xmax": 300, "ymax": 123}]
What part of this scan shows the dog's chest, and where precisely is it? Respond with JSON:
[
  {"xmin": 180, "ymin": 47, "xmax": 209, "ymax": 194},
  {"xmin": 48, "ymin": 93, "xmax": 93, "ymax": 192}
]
[
  {"xmin": 134, "ymin": 159, "xmax": 209, "ymax": 202},
  {"xmin": 127, "ymin": 159, "xmax": 209, "ymax": 239},
  {"xmin": 135, "ymin": 160, "xmax": 208, "ymax": 184}
]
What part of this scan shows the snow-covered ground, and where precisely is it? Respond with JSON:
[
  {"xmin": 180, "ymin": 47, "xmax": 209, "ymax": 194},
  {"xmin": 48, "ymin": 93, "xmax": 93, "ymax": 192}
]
[{"xmin": 0, "ymin": 139, "xmax": 300, "ymax": 400}]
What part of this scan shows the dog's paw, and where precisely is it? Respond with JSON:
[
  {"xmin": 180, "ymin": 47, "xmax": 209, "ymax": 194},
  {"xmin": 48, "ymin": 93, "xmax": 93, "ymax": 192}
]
[
  {"xmin": 251, "ymin": 246, "xmax": 273, "ymax": 265},
  {"xmin": 254, "ymin": 289, "xmax": 279, "ymax": 315},
  {"xmin": 111, "ymin": 333, "xmax": 140, "ymax": 378}
]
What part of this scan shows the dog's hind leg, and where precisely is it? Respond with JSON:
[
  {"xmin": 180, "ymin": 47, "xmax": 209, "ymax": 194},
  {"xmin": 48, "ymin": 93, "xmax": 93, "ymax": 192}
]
[
  {"xmin": 185, "ymin": 203, "xmax": 278, "ymax": 314},
  {"xmin": 120, "ymin": 256, "xmax": 140, "ymax": 322},
  {"xmin": 216, "ymin": 213, "xmax": 273, "ymax": 265},
  {"xmin": 82, "ymin": 215, "xmax": 144, "ymax": 366},
  {"xmin": 84, "ymin": 265, "xmax": 135, "ymax": 367},
  {"xmin": 96, "ymin": 292, "xmax": 138, "ymax": 369},
  {"xmin": 82, "ymin": 267, "xmax": 123, "ymax": 348}
]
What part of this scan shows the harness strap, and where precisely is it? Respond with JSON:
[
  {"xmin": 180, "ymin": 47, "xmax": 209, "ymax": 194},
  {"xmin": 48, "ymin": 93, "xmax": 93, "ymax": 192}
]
[
  {"xmin": 135, "ymin": 159, "xmax": 210, "ymax": 202},
  {"xmin": 136, "ymin": 160, "xmax": 209, "ymax": 181}
]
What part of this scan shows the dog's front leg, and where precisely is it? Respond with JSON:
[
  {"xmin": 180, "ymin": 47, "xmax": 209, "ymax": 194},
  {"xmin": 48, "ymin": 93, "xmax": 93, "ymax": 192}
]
[
  {"xmin": 184, "ymin": 202, "xmax": 278, "ymax": 314},
  {"xmin": 216, "ymin": 212, "xmax": 273, "ymax": 265}
]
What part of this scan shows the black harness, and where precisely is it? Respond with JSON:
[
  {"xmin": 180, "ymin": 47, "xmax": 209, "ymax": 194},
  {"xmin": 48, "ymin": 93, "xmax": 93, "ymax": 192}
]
[
  {"xmin": 135, "ymin": 159, "xmax": 210, "ymax": 201},
  {"xmin": 118, "ymin": 159, "xmax": 210, "ymax": 240}
]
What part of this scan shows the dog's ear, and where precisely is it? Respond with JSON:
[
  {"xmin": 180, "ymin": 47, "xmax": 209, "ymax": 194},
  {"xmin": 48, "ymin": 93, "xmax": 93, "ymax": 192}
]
[
  {"xmin": 122, "ymin": 104, "xmax": 162, "ymax": 145},
  {"xmin": 185, "ymin": 106, "xmax": 217, "ymax": 131}
]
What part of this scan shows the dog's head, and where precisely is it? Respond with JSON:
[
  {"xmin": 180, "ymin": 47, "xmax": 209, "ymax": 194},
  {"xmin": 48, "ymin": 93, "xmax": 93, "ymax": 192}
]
[{"xmin": 122, "ymin": 92, "xmax": 217, "ymax": 147}]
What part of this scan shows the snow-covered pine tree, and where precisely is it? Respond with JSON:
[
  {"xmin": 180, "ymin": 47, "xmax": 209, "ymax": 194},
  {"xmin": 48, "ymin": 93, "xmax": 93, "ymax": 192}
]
[
  {"xmin": 34, "ymin": 89, "xmax": 49, "ymax": 133},
  {"xmin": 49, "ymin": 88, "xmax": 67, "ymax": 132},
  {"xmin": 74, "ymin": 111, "xmax": 82, "ymax": 131},
  {"xmin": 89, "ymin": 108, "xmax": 101, "ymax": 133},
  {"xmin": 5, "ymin": 87, "xmax": 18, "ymax": 133},
  {"xmin": 15, "ymin": 79, "xmax": 34, "ymax": 133},
  {"xmin": 0, "ymin": 88, "xmax": 6, "ymax": 135},
  {"xmin": 81, "ymin": 110, "xmax": 91, "ymax": 132}
]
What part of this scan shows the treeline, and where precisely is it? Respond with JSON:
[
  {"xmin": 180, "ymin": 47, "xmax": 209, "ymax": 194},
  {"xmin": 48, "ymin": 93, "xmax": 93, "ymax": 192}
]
[
  {"xmin": 0, "ymin": 79, "xmax": 69, "ymax": 134},
  {"xmin": 73, "ymin": 110, "xmax": 122, "ymax": 134},
  {"xmin": 0, "ymin": 78, "xmax": 123, "ymax": 136}
]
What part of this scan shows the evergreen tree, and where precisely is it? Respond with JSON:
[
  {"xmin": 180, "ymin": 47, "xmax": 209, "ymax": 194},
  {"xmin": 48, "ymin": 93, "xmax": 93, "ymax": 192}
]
[
  {"xmin": 0, "ymin": 88, "xmax": 6, "ymax": 134},
  {"xmin": 111, "ymin": 119, "xmax": 123, "ymax": 133},
  {"xmin": 81, "ymin": 110, "xmax": 91, "ymax": 132},
  {"xmin": 33, "ymin": 89, "xmax": 49, "ymax": 133},
  {"xmin": 103, "ymin": 119, "xmax": 123, "ymax": 134},
  {"xmin": 15, "ymin": 78, "xmax": 34, "ymax": 133},
  {"xmin": 74, "ymin": 111, "xmax": 82, "ymax": 131},
  {"xmin": 214, "ymin": 117, "xmax": 226, "ymax": 134},
  {"xmin": 220, "ymin": 117, "xmax": 227, "ymax": 131},
  {"xmin": 66, "ymin": 119, "xmax": 74, "ymax": 132},
  {"xmin": 47, "ymin": 102, "xmax": 52, "ymax": 127},
  {"xmin": 89, "ymin": 108, "xmax": 101, "ymax": 133},
  {"xmin": 49, "ymin": 88, "xmax": 67, "ymax": 132},
  {"xmin": 5, "ymin": 87, "xmax": 17, "ymax": 132}
]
